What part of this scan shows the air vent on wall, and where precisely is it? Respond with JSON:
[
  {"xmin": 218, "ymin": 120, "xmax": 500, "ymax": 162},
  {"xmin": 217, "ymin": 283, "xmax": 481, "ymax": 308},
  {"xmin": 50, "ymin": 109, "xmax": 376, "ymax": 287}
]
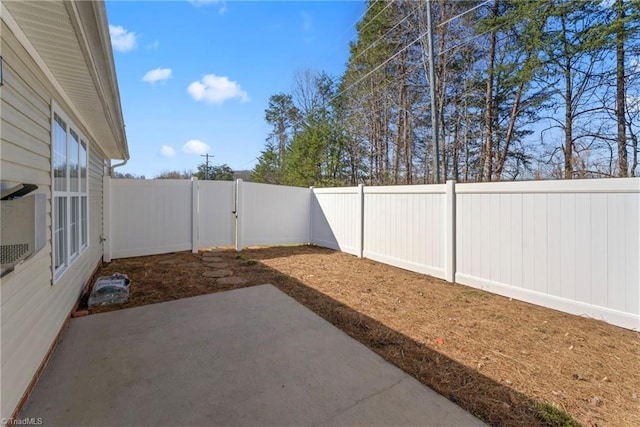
[
  {"xmin": 0, "ymin": 184, "xmax": 46, "ymax": 278},
  {"xmin": 1, "ymin": 183, "xmax": 38, "ymax": 200}
]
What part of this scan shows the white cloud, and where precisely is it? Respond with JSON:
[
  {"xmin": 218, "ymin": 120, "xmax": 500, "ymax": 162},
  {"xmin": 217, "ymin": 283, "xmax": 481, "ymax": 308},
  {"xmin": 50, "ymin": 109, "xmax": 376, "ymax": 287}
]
[
  {"xmin": 187, "ymin": 74, "xmax": 249, "ymax": 104},
  {"xmin": 301, "ymin": 11, "xmax": 312, "ymax": 32},
  {"xmin": 147, "ymin": 40, "xmax": 160, "ymax": 50},
  {"xmin": 182, "ymin": 139, "xmax": 211, "ymax": 155},
  {"xmin": 109, "ymin": 25, "xmax": 137, "ymax": 53},
  {"xmin": 160, "ymin": 145, "xmax": 176, "ymax": 158},
  {"xmin": 189, "ymin": 0, "xmax": 227, "ymax": 14},
  {"xmin": 142, "ymin": 68, "xmax": 173, "ymax": 84}
]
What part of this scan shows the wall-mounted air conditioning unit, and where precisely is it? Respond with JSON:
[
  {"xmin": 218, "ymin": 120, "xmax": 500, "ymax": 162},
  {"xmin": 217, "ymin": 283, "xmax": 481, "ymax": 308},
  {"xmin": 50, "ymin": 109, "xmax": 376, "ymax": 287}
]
[{"xmin": 1, "ymin": 184, "xmax": 46, "ymax": 277}]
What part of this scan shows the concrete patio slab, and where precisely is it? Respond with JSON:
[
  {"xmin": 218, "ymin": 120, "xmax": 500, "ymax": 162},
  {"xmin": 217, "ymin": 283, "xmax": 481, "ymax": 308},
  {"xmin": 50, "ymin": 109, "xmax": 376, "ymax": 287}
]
[{"xmin": 21, "ymin": 285, "xmax": 484, "ymax": 426}]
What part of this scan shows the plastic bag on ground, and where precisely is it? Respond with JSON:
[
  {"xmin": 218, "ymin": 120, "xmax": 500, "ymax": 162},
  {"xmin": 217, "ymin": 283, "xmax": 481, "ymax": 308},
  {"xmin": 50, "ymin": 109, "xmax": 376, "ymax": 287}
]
[{"xmin": 88, "ymin": 273, "xmax": 131, "ymax": 308}]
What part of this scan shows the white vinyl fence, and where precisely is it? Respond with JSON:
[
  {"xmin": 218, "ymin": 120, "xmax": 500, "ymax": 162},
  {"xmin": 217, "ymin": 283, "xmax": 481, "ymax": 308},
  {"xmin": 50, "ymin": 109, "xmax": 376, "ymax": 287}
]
[
  {"xmin": 104, "ymin": 177, "xmax": 639, "ymax": 330},
  {"xmin": 199, "ymin": 180, "xmax": 236, "ymax": 247},
  {"xmin": 238, "ymin": 181, "xmax": 311, "ymax": 247},
  {"xmin": 308, "ymin": 178, "xmax": 639, "ymax": 330},
  {"xmin": 104, "ymin": 178, "xmax": 311, "ymax": 260},
  {"xmin": 311, "ymin": 186, "xmax": 363, "ymax": 256},
  {"xmin": 107, "ymin": 179, "xmax": 195, "ymax": 259},
  {"xmin": 454, "ymin": 179, "xmax": 639, "ymax": 330},
  {"xmin": 363, "ymin": 184, "xmax": 453, "ymax": 281}
]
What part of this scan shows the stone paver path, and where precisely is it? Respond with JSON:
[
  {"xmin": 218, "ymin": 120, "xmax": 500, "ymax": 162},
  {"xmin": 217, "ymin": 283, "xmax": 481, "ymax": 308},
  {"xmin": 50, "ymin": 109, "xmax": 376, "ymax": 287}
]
[
  {"xmin": 217, "ymin": 277, "xmax": 247, "ymax": 285},
  {"xmin": 199, "ymin": 249, "xmax": 247, "ymax": 287},
  {"xmin": 202, "ymin": 256, "xmax": 224, "ymax": 262},
  {"xmin": 202, "ymin": 270, "xmax": 233, "ymax": 278},
  {"xmin": 205, "ymin": 262, "xmax": 229, "ymax": 268},
  {"xmin": 202, "ymin": 248, "xmax": 225, "ymax": 253}
]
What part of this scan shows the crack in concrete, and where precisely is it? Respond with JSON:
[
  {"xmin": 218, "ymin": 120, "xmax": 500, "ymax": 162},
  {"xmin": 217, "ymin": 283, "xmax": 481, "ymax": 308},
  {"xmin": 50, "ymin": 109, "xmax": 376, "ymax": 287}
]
[{"xmin": 312, "ymin": 375, "xmax": 409, "ymax": 426}]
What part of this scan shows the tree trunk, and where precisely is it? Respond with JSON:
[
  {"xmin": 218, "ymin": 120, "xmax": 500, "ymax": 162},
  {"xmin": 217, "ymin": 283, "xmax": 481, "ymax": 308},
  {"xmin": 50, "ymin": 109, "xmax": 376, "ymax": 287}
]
[
  {"xmin": 483, "ymin": 0, "xmax": 498, "ymax": 182},
  {"xmin": 628, "ymin": 119, "xmax": 638, "ymax": 176},
  {"xmin": 437, "ymin": 2, "xmax": 448, "ymax": 181},
  {"xmin": 452, "ymin": 92, "xmax": 460, "ymax": 182},
  {"xmin": 562, "ymin": 13, "xmax": 574, "ymax": 180},
  {"xmin": 495, "ymin": 79, "xmax": 525, "ymax": 180},
  {"xmin": 394, "ymin": 52, "xmax": 406, "ymax": 185},
  {"xmin": 483, "ymin": 1, "xmax": 499, "ymax": 182},
  {"xmin": 616, "ymin": 0, "xmax": 628, "ymax": 177},
  {"xmin": 404, "ymin": 109, "xmax": 412, "ymax": 183}
]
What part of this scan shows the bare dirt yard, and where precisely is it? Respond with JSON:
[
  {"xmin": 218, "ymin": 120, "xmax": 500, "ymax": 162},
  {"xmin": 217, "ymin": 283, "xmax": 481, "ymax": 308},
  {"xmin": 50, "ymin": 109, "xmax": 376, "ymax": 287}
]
[{"xmin": 84, "ymin": 245, "xmax": 639, "ymax": 427}]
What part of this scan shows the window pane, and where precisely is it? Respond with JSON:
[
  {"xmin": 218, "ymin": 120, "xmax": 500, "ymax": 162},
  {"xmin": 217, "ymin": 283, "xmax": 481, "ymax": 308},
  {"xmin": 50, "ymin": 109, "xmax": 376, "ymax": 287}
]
[
  {"xmin": 53, "ymin": 114, "xmax": 67, "ymax": 192},
  {"xmin": 81, "ymin": 196, "xmax": 88, "ymax": 248},
  {"xmin": 54, "ymin": 197, "xmax": 67, "ymax": 270},
  {"xmin": 70, "ymin": 130, "xmax": 79, "ymax": 193},
  {"xmin": 70, "ymin": 197, "xmax": 79, "ymax": 257},
  {"xmin": 80, "ymin": 141, "xmax": 88, "ymax": 193}
]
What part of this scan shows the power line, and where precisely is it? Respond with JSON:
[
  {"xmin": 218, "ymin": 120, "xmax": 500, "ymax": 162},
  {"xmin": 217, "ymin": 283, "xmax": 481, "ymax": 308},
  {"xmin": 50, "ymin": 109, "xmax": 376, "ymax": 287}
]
[
  {"xmin": 436, "ymin": 0, "xmax": 491, "ymax": 29},
  {"xmin": 335, "ymin": 0, "xmax": 377, "ymax": 44},
  {"xmin": 333, "ymin": 26, "xmax": 429, "ymax": 102},
  {"xmin": 349, "ymin": 0, "xmax": 487, "ymax": 71},
  {"xmin": 335, "ymin": 1, "xmax": 499, "ymax": 102},
  {"xmin": 328, "ymin": 0, "xmax": 397, "ymax": 68},
  {"xmin": 438, "ymin": 24, "xmax": 503, "ymax": 57},
  {"xmin": 357, "ymin": 0, "xmax": 396, "ymax": 37},
  {"xmin": 236, "ymin": 156, "xmax": 260, "ymax": 169},
  {"xmin": 348, "ymin": 2, "xmax": 421, "ymax": 68},
  {"xmin": 315, "ymin": 0, "xmax": 383, "ymax": 87}
]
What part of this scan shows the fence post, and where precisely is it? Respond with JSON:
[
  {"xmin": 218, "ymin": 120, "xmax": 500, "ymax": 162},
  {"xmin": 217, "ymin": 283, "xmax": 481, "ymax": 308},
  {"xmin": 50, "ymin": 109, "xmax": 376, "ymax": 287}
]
[
  {"xmin": 191, "ymin": 177, "xmax": 199, "ymax": 253},
  {"xmin": 357, "ymin": 184, "xmax": 364, "ymax": 258},
  {"xmin": 102, "ymin": 175, "xmax": 111, "ymax": 263},
  {"xmin": 309, "ymin": 186, "xmax": 314, "ymax": 245},
  {"xmin": 235, "ymin": 179, "xmax": 243, "ymax": 251},
  {"xmin": 445, "ymin": 180, "xmax": 456, "ymax": 282}
]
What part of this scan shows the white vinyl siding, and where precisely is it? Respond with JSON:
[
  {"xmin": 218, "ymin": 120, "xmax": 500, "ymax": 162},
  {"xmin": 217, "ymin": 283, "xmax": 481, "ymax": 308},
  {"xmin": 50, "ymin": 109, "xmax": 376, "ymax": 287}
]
[
  {"xmin": 51, "ymin": 110, "xmax": 89, "ymax": 281},
  {"xmin": 0, "ymin": 19, "xmax": 109, "ymax": 421}
]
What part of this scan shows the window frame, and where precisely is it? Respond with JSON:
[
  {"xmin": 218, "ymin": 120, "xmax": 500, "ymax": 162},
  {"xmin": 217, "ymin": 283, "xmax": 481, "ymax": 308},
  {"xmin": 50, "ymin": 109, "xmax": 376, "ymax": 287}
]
[{"xmin": 51, "ymin": 104, "xmax": 90, "ymax": 282}]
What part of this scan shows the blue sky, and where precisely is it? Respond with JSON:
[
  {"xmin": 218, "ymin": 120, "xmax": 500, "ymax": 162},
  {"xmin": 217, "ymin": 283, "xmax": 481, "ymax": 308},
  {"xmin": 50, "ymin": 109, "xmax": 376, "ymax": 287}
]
[{"xmin": 106, "ymin": 0, "xmax": 366, "ymax": 178}]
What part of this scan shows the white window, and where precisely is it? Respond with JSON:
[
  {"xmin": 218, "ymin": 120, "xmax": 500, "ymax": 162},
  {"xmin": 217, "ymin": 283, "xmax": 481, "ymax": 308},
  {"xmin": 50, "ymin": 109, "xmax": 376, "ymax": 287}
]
[{"xmin": 52, "ymin": 110, "xmax": 89, "ymax": 280}]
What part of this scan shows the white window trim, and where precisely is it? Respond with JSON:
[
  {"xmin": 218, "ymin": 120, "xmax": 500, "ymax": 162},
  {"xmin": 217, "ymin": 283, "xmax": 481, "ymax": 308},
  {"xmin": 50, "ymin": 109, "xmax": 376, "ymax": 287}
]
[{"xmin": 51, "ymin": 102, "xmax": 90, "ymax": 283}]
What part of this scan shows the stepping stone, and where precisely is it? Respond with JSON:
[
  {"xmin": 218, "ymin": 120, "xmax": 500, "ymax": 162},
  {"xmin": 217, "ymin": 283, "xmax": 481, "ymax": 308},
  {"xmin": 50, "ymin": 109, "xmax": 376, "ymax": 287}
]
[
  {"xmin": 205, "ymin": 262, "xmax": 229, "ymax": 268},
  {"xmin": 202, "ymin": 248, "xmax": 225, "ymax": 253},
  {"xmin": 217, "ymin": 277, "xmax": 247, "ymax": 286},
  {"xmin": 202, "ymin": 270, "xmax": 233, "ymax": 278},
  {"xmin": 202, "ymin": 256, "xmax": 223, "ymax": 262},
  {"xmin": 181, "ymin": 262, "xmax": 203, "ymax": 268}
]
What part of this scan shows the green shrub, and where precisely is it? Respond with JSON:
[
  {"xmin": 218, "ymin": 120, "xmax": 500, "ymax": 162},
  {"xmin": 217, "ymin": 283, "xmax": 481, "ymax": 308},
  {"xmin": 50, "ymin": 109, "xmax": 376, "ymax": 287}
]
[{"xmin": 533, "ymin": 402, "xmax": 580, "ymax": 427}]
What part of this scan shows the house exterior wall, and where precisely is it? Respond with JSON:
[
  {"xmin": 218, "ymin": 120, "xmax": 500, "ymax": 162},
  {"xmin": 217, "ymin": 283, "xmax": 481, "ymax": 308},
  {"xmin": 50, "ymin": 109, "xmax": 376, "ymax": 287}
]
[{"xmin": 0, "ymin": 20, "xmax": 108, "ymax": 420}]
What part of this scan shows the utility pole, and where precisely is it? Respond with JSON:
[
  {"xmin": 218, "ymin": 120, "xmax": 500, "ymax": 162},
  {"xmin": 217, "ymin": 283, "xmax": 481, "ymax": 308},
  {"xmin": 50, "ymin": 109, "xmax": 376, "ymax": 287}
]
[
  {"xmin": 426, "ymin": 0, "xmax": 440, "ymax": 184},
  {"xmin": 200, "ymin": 153, "xmax": 212, "ymax": 180}
]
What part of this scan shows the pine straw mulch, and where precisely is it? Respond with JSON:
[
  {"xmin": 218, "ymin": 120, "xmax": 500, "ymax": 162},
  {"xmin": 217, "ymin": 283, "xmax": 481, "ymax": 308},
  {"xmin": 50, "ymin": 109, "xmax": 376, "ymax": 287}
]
[{"xmin": 84, "ymin": 245, "xmax": 640, "ymax": 427}]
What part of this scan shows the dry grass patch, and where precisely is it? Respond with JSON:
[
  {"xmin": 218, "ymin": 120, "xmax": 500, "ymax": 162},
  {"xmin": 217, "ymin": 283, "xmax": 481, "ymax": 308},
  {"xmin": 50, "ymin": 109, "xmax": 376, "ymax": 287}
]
[{"xmin": 86, "ymin": 245, "xmax": 640, "ymax": 427}]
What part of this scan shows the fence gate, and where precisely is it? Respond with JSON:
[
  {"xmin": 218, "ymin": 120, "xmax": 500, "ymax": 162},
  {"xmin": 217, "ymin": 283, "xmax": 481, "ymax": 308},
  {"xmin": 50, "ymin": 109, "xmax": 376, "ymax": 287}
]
[
  {"xmin": 106, "ymin": 178, "xmax": 311, "ymax": 259},
  {"xmin": 198, "ymin": 180, "xmax": 236, "ymax": 247},
  {"xmin": 106, "ymin": 178, "xmax": 237, "ymax": 259}
]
